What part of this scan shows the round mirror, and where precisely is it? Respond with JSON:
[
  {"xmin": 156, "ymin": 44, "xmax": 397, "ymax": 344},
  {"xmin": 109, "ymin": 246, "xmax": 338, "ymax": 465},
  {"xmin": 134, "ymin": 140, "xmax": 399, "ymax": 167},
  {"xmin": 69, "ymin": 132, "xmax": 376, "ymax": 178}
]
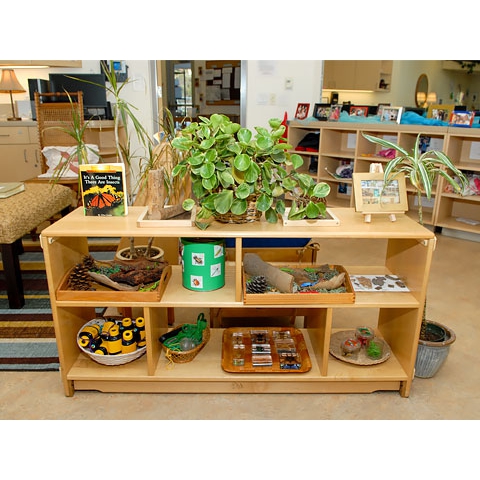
[{"xmin": 415, "ymin": 74, "xmax": 429, "ymax": 107}]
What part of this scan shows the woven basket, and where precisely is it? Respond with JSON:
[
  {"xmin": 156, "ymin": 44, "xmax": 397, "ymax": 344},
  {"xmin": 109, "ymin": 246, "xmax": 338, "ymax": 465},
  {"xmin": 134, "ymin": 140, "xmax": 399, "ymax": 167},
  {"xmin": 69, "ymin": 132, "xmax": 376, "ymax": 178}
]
[
  {"xmin": 77, "ymin": 318, "xmax": 146, "ymax": 366},
  {"xmin": 213, "ymin": 195, "xmax": 261, "ymax": 224},
  {"xmin": 161, "ymin": 324, "xmax": 211, "ymax": 364}
]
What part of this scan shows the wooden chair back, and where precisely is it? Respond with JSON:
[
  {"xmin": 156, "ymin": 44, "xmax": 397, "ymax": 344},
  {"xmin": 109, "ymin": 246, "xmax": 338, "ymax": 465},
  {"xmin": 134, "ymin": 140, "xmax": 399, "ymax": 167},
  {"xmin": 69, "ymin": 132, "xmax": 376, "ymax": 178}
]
[{"xmin": 34, "ymin": 91, "xmax": 84, "ymax": 173}]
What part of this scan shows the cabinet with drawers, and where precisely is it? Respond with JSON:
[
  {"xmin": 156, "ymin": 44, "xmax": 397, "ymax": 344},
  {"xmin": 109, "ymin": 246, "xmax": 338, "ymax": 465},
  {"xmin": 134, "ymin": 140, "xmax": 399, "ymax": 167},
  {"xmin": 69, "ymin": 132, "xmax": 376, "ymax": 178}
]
[{"xmin": 0, "ymin": 122, "xmax": 41, "ymax": 181}]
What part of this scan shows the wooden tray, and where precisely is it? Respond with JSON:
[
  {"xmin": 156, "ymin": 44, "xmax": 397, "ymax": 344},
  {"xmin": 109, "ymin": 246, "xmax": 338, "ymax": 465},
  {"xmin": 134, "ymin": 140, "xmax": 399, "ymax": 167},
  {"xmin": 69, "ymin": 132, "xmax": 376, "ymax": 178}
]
[
  {"xmin": 56, "ymin": 265, "xmax": 172, "ymax": 302},
  {"xmin": 243, "ymin": 264, "xmax": 355, "ymax": 305},
  {"xmin": 136, "ymin": 206, "xmax": 194, "ymax": 227},
  {"xmin": 221, "ymin": 327, "xmax": 312, "ymax": 373},
  {"xmin": 282, "ymin": 207, "xmax": 340, "ymax": 226},
  {"xmin": 329, "ymin": 330, "xmax": 391, "ymax": 366}
]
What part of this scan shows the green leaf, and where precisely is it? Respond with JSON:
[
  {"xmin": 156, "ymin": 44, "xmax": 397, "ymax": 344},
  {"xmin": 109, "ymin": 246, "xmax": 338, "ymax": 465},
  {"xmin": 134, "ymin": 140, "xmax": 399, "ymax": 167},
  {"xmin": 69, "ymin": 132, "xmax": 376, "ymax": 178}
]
[
  {"xmin": 214, "ymin": 190, "xmax": 234, "ymax": 214},
  {"xmin": 256, "ymin": 135, "xmax": 274, "ymax": 150},
  {"xmin": 236, "ymin": 182, "xmax": 252, "ymax": 199},
  {"xmin": 199, "ymin": 162, "xmax": 215, "ymax": 179},
  {"xmin": 182, "ymin": 198, "xmax": 195, "ymax": 211},
  {"xmin": 233, "ymin": 153, "xmax": 252, "ymax": 171},
  {"xmin": 202, "ymin": 175, "xmax": 218, "ymax": 190},
  {"xmin": 231, "ymin": 198, "xmax": 247, "ymax": 215},
  {"xmin": 199, "ymin": 138, "xmax": 215, "ymax": 150},
  {"xmin": 290, "ymin": 153, "xmax": 304, "ymax": 170},
  {"xmin": 312, "ymin": 182, "xmax": 331, "ymax": 198},
  {"xmin": 244, "ymin": 162, "xmax": 260, "ymax": 183},
  {"xmin": 256, "ymin": 193, "xmax": 273, "ymax": 212},
  {"xmin": 219, "ymin": 170, "xmax": 235, "ymax": 188},
  {"xmin": 362, "ymin": 133, "xmax": 410, "ymax": 157},
  {"xmin": 237, "ymin": 128, "xmax": 252, "ymax": 144},
  {"xmin": 265, "ymin": 207, "xmax": 279, "ymax": 223},
  {"xmin": 306, "ymin": 202, "xmax": 320, "ymax": 218}
]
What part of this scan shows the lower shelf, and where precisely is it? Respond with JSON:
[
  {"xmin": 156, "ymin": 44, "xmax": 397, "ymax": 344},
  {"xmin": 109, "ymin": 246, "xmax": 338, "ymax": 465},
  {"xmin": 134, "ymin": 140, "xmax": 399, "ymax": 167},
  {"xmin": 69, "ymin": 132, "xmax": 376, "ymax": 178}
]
[{"xmin": 66, "ymin": 329, "xmax": 408, "ymax": 396}]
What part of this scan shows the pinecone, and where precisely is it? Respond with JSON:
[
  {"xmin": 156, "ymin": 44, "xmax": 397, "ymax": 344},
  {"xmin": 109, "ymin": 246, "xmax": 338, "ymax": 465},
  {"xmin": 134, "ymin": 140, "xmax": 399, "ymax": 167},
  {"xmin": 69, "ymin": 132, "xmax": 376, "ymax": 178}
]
[
  {"xmin": 246, "ymin": 275, "xmax": 268, "ymax": 294},
  {"xmin": 82, "ymin": 255, "xmax": 97, "ymax": 271},
  {"xmin": 68, "ymin": 263, "xmax": 93, "ymax": 290}
]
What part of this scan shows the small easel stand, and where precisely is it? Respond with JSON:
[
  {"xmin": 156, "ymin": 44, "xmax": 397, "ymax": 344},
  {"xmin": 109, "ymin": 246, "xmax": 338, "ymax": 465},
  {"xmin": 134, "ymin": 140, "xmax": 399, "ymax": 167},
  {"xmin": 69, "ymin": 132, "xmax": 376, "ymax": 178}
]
[{"xmin": 363, "ymin": 163, "xmax": 397, "ymax": 224}]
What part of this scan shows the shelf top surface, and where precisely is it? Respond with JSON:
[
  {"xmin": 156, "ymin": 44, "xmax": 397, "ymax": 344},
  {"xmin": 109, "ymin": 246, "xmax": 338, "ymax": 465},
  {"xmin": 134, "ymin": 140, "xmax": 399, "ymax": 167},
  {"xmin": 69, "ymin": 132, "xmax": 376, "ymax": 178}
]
[{"xmin": 41, "ymin": 207, "xmax": 435, "ymax": 240}]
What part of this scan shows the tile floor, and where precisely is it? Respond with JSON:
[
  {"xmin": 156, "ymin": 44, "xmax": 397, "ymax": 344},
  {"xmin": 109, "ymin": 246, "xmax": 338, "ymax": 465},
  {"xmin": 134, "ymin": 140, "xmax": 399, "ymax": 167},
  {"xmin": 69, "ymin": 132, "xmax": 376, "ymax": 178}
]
[{"xmin": 0, "ymin": 232, "xmax": 478, "ymax": 421}]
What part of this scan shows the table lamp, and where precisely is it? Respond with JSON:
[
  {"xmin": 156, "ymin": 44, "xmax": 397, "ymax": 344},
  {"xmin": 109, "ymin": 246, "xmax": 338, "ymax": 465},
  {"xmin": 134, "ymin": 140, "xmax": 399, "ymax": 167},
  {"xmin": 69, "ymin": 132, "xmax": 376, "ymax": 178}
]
[{"xmin": 0, "ymin": 69, "xmax": 26, "ymax": 121}]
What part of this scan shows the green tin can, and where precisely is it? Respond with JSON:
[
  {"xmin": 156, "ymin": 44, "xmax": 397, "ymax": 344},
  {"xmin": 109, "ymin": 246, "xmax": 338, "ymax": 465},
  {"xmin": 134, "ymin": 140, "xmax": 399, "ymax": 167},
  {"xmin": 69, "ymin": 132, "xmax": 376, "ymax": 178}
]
[{"xmin": 180, "ymin": 238, "xmax": 225, "ymax": 291}]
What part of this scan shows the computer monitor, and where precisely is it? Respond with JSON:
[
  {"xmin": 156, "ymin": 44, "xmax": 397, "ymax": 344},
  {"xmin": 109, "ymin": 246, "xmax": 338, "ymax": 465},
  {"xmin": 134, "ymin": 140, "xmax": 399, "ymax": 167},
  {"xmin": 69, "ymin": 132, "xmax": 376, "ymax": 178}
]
[{"xmin": 48, "ymin": 73, "xmax": 109, "ymax": 119}]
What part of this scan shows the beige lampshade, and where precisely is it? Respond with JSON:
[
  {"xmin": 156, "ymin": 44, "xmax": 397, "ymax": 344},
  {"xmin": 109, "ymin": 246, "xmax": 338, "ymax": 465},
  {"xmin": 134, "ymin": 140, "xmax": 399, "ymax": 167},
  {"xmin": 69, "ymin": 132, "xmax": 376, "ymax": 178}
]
[
  {"xmin": 0, "ymin": 69, "xmax": 26, "ymax": 93},
  {"xmin": 427, "ymin": 92, "xmax": 437, "ymax": 104}
]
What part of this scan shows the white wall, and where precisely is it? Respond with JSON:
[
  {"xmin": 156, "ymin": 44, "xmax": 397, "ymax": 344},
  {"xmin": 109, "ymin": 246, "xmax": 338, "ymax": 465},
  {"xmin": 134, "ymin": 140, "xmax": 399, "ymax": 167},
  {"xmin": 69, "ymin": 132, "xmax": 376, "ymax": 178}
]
[{"xmin": 244, "ymin": 60, "xmax": 323, "ymax": 130}]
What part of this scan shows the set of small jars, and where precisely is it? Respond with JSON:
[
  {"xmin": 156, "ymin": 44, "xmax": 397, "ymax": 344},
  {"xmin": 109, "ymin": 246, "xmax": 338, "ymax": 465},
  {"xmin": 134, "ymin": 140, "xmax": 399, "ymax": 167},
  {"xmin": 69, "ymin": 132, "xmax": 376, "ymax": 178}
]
[
  {"xmin": 78, "ymin": 317, "xmax": 146, "ymax": 356},
  {"xmin": 341, "ymin": 326, "xmax": 383, "ymax": 359}
]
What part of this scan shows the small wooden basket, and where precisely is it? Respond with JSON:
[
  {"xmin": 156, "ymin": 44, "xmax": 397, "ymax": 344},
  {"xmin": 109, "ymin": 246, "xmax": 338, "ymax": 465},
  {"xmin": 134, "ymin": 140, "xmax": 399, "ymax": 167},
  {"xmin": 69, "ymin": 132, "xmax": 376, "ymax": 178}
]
[
  {"xmin": 213, "ymin": 195, "xmax": 261, "ymax": 224},
  {"xmin": 161, "ymin": 324, "xmax": 211, "ymax": 364}
]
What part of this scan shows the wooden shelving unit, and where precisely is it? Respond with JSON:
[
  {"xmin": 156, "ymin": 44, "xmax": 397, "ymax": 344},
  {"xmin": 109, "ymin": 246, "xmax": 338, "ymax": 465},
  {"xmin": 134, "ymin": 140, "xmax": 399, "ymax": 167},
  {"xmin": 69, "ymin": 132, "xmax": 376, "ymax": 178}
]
[
  {"xmin": 288, "ymin": 121, "xmax": 480, "ymax": 235},
  {"xmin": 41, "ymin": 207, "xmax": 435, "ymax": 398}
]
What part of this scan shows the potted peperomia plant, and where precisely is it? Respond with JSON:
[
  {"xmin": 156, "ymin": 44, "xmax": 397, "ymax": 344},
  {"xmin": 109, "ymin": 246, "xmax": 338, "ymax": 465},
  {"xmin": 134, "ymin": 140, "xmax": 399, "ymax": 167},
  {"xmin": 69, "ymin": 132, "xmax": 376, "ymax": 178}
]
[
  {"xmin": 171, "ymin": 114, "xmax": 330, "ymax": 229},
  {"xmin": 362, "ymin": 132, "xmax": 468, "ymax": 378}
]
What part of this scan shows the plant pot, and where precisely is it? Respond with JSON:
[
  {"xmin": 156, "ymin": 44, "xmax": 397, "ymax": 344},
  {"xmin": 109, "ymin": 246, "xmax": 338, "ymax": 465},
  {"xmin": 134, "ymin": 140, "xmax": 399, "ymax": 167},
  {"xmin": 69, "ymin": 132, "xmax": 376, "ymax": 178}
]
[
  {"xmin": 115, "ymin": 245, "xmax": 164, "ymax": 262},
  {"xmin": 414, "ymin": 320, "xmax": 456, "ymax": 378}
]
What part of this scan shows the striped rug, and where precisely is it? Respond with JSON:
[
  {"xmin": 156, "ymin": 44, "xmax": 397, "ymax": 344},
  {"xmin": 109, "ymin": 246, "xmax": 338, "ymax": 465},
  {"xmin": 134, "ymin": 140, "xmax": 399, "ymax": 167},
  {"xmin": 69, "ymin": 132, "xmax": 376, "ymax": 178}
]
[{"xmin": 0, "ymin": 269, "xmax": 59, "ymax": 371}]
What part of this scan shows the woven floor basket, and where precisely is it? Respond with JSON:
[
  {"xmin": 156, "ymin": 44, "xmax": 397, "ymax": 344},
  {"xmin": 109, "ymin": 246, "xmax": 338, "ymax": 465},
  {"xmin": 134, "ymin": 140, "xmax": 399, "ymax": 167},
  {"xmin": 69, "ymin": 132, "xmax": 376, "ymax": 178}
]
[
  {"xmin": 162, "ymin": 324, "xmax": 211, "ymax": 363},
  {"xmin": 213, "ymin": 196, "xmax": 261, "ymax": 224}
]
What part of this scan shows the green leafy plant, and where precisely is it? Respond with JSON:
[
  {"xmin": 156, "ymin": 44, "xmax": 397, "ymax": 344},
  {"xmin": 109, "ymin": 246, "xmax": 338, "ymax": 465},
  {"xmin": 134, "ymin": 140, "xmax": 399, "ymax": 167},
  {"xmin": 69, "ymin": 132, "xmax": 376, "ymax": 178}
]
[
  {"xmin": 362, "ymin": 132, "xmax": 468, "ymax": 340},
  {"xmin": 172, "ymin": 114, "xmax": 330, "ymax": 228}
]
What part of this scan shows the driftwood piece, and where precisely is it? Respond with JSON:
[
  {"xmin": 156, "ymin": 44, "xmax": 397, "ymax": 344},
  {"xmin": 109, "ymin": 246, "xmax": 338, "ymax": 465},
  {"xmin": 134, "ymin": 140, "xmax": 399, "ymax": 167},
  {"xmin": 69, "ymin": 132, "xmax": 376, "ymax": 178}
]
[
  {"xmin": 243, "ymin": 253, "xmax": 294, "ymax": 293},
  {"xmin": 158, "ymin": 204, "xmax": 185, "ymax": 219},
  {"xmin": 146, "ymin": 169, "xmax": 166, "ymax": 220},
  {"xmin": 88, "ymin": 272, "xmax": 139, "ymax": 291},
  {"xmin": 311, "ymin": 272, "xmax": 345, "ymax": 290}
]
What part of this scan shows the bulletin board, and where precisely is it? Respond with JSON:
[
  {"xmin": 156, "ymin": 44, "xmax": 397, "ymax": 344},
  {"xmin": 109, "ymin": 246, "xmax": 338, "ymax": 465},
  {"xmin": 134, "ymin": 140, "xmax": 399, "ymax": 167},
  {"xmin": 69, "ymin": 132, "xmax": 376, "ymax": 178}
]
[{"xmin": 205, "ymin": 60, "xmax": 241, "ymax": 105}]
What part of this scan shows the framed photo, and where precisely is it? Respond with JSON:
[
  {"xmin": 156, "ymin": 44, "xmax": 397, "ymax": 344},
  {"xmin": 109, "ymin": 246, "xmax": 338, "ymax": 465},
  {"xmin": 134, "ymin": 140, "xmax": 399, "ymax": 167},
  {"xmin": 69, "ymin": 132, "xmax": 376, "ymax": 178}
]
[
  {"xmin": 428, "ymin": 104, "xmax": 454, "ymax": 122},
  {"xmin": 449, "ymin": 111, "xmax": 475, "ymax": 127},
  {"xmin": 353, "ymin": 172, "xmax": 408, "ymax": 214},
  {"xmin": 329, "ymin": 104, "xmax": 342, "ymax": 122},
  {"xmin": 349, "ymin": 106, "xmax": 369, "ymax": 118},
  {"xmin": 378, "ymin": 106, "xmax": 403, "ymax": 124},
  {"xmin": 295, "ymin": 103, "xmax": 310, "ymax": 120},
  {"xmin": 313, "ymin": 103, "xmax": 331, "ymax": 121}
]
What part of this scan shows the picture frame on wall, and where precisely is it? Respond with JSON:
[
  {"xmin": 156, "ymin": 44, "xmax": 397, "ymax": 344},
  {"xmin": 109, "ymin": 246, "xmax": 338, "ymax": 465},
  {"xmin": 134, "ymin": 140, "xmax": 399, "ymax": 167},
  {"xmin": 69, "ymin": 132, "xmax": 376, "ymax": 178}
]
[
  {"xmin": 378, "ymin": 106, "xmax": 403, "ymax": 124},
  {"xmin": 428, "ymin": 104, "xmax": 455, "ymax": 122},
  {"xmin": 352, "ymin": 172, "xmax": 408, "ymax": 214},
  {"xmin": 349, "ymin": 106, "xmax": 369, "ymax": 118},
  {"xmin": 313, "ymin": 103, "xmax": 331, "ymax": 121},
  {"xmin": 449, "ymin": 111, "xmax": 475, "ymax": 127},
  {"xmin": 295, "ymin": 103, "xmax": 310, "ymax": 120}
]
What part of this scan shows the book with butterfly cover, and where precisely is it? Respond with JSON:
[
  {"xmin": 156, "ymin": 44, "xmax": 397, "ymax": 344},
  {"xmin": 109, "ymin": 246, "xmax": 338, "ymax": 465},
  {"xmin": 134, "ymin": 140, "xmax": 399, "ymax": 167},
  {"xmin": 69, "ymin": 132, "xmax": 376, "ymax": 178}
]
[{"xmin": 79, "ymin": 163, "xmax": 128, "ymax": 216}]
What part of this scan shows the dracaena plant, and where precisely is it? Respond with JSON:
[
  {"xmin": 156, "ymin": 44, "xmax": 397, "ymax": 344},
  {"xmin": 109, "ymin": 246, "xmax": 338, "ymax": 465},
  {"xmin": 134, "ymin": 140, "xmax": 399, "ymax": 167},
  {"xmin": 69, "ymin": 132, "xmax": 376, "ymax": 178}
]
[{"xmin": 172, "ymin": 114, "xmax": 330, "ymax": 228}]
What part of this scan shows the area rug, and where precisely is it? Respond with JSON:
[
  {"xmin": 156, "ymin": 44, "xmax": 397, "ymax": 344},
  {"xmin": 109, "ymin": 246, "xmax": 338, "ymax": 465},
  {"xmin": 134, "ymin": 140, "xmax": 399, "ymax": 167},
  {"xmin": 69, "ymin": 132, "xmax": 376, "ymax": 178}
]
[{"xmin": 0, "ymin": 270, "xmax": 59, "ymax": 371}]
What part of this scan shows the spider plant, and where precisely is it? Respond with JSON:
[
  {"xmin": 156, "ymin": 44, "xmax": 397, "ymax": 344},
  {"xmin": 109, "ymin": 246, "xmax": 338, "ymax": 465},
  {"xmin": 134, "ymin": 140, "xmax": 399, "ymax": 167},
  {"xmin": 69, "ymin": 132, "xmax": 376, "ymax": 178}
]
[{"xmin": 362, "ymin": 132, "xmax": 468, "ymax": 340}]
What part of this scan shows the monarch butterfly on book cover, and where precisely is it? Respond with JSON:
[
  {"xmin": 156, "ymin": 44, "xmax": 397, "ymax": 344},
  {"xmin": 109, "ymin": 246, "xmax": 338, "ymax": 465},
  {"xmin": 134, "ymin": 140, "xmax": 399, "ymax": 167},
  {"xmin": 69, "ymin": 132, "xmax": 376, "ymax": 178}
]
[{"xmin": 79, "ymin": 164, "xmax": 128, "ymax": 216}]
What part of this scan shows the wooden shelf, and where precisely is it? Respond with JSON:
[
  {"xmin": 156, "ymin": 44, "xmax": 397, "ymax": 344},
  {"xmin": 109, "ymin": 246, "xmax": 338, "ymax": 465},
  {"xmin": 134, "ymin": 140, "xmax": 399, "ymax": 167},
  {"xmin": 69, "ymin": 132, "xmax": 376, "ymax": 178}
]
[{"xmin": 41, "ymin": 206, "xmax": 435, "ymax": 398}]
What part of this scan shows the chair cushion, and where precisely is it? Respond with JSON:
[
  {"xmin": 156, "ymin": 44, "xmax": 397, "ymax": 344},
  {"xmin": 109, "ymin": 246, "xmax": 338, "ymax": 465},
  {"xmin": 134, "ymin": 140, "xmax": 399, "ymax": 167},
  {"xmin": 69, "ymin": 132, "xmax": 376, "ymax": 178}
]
[
  {"xmin": 0, "ymin": 183, "xmax": 72, "ymax": 244},
  {"xmin": 38, "ymin": 144, "xmax": 100, "ymax": 178}
]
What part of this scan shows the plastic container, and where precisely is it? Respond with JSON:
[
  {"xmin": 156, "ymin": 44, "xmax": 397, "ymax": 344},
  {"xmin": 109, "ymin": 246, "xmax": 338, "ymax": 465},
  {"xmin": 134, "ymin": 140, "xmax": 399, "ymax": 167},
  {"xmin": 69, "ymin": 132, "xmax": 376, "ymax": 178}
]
[{"xmin": 180, "ymin": 238, "xmax": 225, "ymax": 291}]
